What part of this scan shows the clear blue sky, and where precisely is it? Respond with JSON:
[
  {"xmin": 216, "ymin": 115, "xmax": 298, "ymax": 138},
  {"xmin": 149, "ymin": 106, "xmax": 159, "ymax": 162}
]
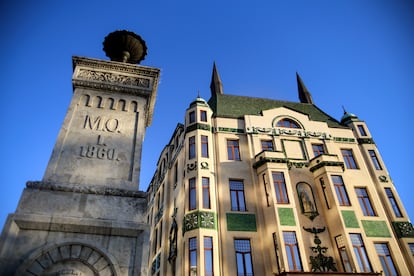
[{"xmin": 1, "ymin": 1, "xmax": 413, "ymax": 228}]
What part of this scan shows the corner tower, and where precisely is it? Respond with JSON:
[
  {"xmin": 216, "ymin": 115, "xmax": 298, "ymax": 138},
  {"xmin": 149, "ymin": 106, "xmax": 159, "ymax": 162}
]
[{"xmin": 0, "ymin": 30, "xmax": 160, "ymax": 275}]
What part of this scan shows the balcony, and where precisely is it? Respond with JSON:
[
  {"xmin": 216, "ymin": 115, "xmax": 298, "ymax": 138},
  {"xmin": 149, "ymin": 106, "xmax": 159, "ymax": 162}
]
[
  {"xmin": 253, "ymin": 150, "xmax": 287, "ymax": 169},
  {"xmin": 309, "ymin": 154, "xmax": 344, "ymax": 173}
]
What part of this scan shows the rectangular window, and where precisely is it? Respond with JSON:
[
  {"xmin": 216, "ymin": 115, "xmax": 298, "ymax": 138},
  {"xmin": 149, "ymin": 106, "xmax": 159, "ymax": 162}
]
[
  {"xmin": 153, "ymin": 228, "xmax": 158, "ymax": 254},
  {"xmin": 272, "ymin": 172, "xmax": 289, "ymax": 204},
  {"xmin": 335, "ymin": 236, "xmax": 352, "ymax": 272},
  {"xmin": 189, "ymin": 136, "xmax": 196, "ymax": 159},
  {"xmin": 189, "ymin": 111, "xmax": 196, "ymax": 124},
  {"xmin": 409, "ymin": 243, "xmax": 414, "ymax": 256},
  {"xmin": 385, "ymin": 188, "xmax": 402, "ymax": 217},
  {"xmin": 341, "ymin": 149, "xmax": 359, "ymax": 169},
  {"xmin": 200, "ymin": 110, "xmax": 207, "ymax": 122},
  {"xmin": 312, "ymin": 143, "xmax": 325, "ymax": 157},
  {"xmin": 283, "ymin": 231, "xmax": 303, "ymax": 272},
  {"xmin": 375, "ymin": 243, "xmax": 398, "ymax": 276},
  {"xmin": 189, "ymin": 178, "xmax": 196, "ymax": 210},
  {"xmin": 368, "ymin": 150, "xmax": 382, "ymax": 170},
  {"xmin": 201, "ymin": 135, "xmax": 209, "ymax": 158},
  {"xmin": 230, "ymin": 180, "xmax": 246, "ymax": 211},
  {"xmin": 227, "ymin": 139, "xmax": 241, "ymax": 160},
  {"xmin": 202, "ymin": 177, "xmax": 211, "ymax": 209},
  {"xmin": 234, "ymin": 239, "xmax": 253, "ymax": 276},
  {"xmin": 357, "ymin": 125, "xmax": 367, "ymax": 136},
  {"xmin": 350, "ymin": 233, "xmax": 372, "ymax": 272},
  {"xmin": 204, "ymin": 237, "xmax": 214, "ymax": 276},
  {"xmin": 331, "ymin": 175, "xmax": 351, "ymax": 206},
  {"xmin": 159, "ymin": 221, "xmax": 163, "ymax": 248},
  {"xmin": 355, "ymin": 187, "xmax": 376, "ymax": 216},
  {"xmin": 189, "ymin": 237, "xmax": 197, "ymax": 275},
  {"xmin": 261, "ymin": 140, "xmax": 274, "ymax": 151},
  {"xmin": 174, "ymin": 163, "xmax": 178, "ymax": 187}
]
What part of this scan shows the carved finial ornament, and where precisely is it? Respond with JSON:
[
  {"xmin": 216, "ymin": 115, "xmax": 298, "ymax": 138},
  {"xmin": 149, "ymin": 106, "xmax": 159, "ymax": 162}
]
[{"xmin": 103, "ymin": 30, "xmax": 147, "ymax": 64}]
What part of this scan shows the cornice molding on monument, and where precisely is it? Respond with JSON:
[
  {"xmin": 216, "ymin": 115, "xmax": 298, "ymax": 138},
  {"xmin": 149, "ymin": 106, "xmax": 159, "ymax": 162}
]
[
  {"xmin": 26, "ymin": 181, "xmax": 147, "ymax": 198},
  {"xmin": 73, "ymin": 56, "xmax": 160, "ymax": 77},
  {"xmin": 72, "ymin": 56, "xmax": 160, "ymax": 126}
]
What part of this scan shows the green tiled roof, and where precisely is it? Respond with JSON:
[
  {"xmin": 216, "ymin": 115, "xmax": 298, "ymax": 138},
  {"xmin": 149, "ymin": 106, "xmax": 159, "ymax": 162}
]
[{"xmin": 208, "ymin": 93, "xmax": 345, "ymax": 128}]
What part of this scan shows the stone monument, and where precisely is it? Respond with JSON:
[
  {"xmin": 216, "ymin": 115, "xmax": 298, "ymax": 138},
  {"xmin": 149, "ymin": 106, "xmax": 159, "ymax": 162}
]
[{"xmin": 0, "ymin": 30, "xmax": 160, "ymax": 275}]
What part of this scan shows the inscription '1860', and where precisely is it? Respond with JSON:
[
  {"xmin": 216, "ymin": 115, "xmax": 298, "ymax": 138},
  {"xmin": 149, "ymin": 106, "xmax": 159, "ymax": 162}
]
[{"xmin": 79, "ymin": 135, "xmax": 119, "ymax": 161}]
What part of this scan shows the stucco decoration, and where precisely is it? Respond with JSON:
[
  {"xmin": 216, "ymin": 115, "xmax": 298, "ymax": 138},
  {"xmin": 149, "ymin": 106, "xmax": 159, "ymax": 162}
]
[
  {"xmin": 303, "ymin": 227, "xmax": 337, "ymax": 272},
  {"xmin": 297, "ymin": 182, "xmax": 319, "ymax": 221},
  {"xmin": 168, "ymin": 208, "xmax": 178, "ymax": 264},
  {"xmin": 15, "ymin": 241, "xmax": 120, "ymax": 276}
]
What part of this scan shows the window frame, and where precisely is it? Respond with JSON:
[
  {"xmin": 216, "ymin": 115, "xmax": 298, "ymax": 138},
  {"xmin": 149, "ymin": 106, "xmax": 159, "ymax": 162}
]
[
  {"xmin": 230, "ymin": 179, "xmax": 247, "ymax": 211},
  {"xmin": 355, "ymin": 187, "xmax": 376, "ymax": 216},
  {"xmin": 189, "ymin": 178, "xmax": 196, "ymax": 210},
  {"xmin": 276, "ymin": 118, "xmax": 301, "ymax": 129},
  {"xmin": 204, "ymin": 236, "xmax": 214, "ymax": 276},
  {"xmin": 201, "ymin": 135, "xmax": 209, "ymax": 158},
  {"xmin": 200, "ymin": 110, "xmax": 207, "ymax": 122},
  {"xmin": 283, "ymin": 231, "xmax": 303, "ymax": 272},
  {"xmin": 189, "ymin": 237, "xmax": 197, "ymax": 276},
  {"xmin": 312, "ymin": 143, "xmax": 325, "ymax": 157},
  {"xmin": 261, "ymin": 139, "xmax": 274, "ymax": 151},
  {"xmin": 189, "ymin": 110, "xmax": 196, "ymax": 124},
  {"xmin": 272, "ymin": 172, "xmax": 289, "ymax": 204},
  {"xmin": 385, "ymin": 188, "xmax": 402, "ymax": 218},
  {"xmin": 227, "ymin": 139, "xmax": 241, "ymax": 161},
  {"xmin": 374, "ymin": 243, "xmax": 398, "ymax": 276},
  {"xmin": 350, "ymin": 233, "xmax": 372, "ymax": 272},
  {"xmin": 368, "ymin": 150, "xmax": 382, "ymax": 170},
  {"xmin": 234, "ymin": 239, "xmax": 254, "ymax": 276},
  {"xmin": 189, "ymin": 136, "xmax": 196, "ymax": 159},
  {"xmin": 357, "ymin": 124, "xmax": 367, "ymax": 136},
  {"xmin": 331, "ymin": 175, "xmax": 351, "ymax": 206},
  {"xmin": 202, "ymin": 177, "xmax": 211, "ymax": 209},
  {"xmin": 341, "ymin": 149, "xmax": 359, "ymax": 169}
]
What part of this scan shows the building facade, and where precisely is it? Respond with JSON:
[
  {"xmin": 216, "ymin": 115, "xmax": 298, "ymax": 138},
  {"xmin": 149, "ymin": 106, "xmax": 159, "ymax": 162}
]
[{"xmin": 146, "ymin": 65, "xmax": 414, "ymax": 275}]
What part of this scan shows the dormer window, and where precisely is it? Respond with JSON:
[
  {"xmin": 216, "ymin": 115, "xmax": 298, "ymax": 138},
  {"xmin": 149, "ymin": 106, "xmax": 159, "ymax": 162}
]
[{"xmin": 276, "ymin": 118, "xmax": 300, "ymax": 129}]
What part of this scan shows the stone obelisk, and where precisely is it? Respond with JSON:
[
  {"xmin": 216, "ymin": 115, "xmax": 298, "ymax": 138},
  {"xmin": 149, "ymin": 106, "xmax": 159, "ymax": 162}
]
[{"xmin": 0, "ymin": 30, "xmax": 160, "ymax": 275}]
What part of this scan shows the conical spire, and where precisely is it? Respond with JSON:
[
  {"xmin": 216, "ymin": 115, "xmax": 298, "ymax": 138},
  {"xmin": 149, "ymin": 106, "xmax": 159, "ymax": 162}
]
[
  {"xmin": 210, "ymin": 62, "xmax": 224, "ymax": 96},
  {"xmin": 296, "ymin": 72, "xmax": 314, "ymax": 104}
]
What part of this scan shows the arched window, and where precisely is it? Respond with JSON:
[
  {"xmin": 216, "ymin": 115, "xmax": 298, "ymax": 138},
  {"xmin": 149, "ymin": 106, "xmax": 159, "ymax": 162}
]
[{"xmin": 276, "ymin": 118, "xmax": 301, "ymax": 129}]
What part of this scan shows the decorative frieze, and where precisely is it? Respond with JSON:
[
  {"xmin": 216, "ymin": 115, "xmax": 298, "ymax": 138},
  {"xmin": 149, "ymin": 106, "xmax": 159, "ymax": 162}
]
[
  {"xmin": 183, "ymin": 211, "xmax": 216, "ymax": 233},
  {"xmin": 246, "ymin": 126, "xmax": 332, "ymax": 140},
  {"xmin": 392, "ymin": 221, "xmax": 414, "ymax": 238},
  {"xmin": 357, "ymin": 138, "xmax": 375, "ymax": 144}
]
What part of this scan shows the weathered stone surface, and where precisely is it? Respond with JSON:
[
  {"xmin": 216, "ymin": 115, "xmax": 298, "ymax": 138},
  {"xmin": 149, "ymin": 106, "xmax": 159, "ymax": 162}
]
[
  {"xmin": 43, "ymin": 57, "xmax": 160, "ymax": 190},
  {"xmin": 0, "ymin": 55, "xmax": 158, "ymax": 275}
]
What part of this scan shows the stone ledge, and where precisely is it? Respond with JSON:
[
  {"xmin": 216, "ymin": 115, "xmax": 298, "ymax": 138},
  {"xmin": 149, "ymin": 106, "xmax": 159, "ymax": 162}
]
[
  {"xmin": 12, "ymin": 213, "xmax": 149, "ymax": 237},
  {"xmin": 27, "ymin": 181, "xmax": 147, "ymax": 198}
]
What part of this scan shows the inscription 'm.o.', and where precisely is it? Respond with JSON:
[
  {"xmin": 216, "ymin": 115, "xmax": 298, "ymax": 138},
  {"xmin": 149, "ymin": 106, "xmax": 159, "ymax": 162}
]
[{"xmin": 83, "ymin": 115, "xmax": 119, "ymax": 133}]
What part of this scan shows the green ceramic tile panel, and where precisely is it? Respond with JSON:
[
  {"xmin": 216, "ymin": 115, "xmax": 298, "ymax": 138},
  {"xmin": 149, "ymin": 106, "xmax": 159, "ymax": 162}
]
[
  {"xmin": 362, "ymin": 220, "xmax": 391, "ymax": 237},
  {"xmin": 341, "ymin": 210, "xmax": 359, "ymax": 228},
  {"xmin": 226, "ymin": 213, "xmax": 257, "ymax": 231},
  {"xmin": 278, "ymin": 207, "xmax": 296, "ymax": 226}
]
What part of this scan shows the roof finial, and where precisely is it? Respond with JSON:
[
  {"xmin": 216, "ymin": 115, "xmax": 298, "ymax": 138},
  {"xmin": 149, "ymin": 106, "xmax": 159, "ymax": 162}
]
[
  {"xmin": 342, "ymin": 105, "xmax": 347, "ymax": 114},
  {"xmin": 296, "ymin": 72, "xmax": 314, "ymax": 104},
  {"xmin": 210, "ymin": 62, "xmax": 224, "ymax": 96}
]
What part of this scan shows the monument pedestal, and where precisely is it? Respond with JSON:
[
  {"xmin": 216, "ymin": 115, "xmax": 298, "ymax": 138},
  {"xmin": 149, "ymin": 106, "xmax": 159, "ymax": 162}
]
[{"xmin": 0, "ymin": 37, "xmax": 160, "ymax": 275}]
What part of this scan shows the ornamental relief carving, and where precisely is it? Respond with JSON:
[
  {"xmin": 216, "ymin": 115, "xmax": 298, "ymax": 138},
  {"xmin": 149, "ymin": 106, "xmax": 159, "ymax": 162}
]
[
  {"xmin": 246, "ymin": 126, "xmax": 332, "ymax": 140},
  {"xmin": 76, "ymin": 69, "xmax": 150, "ymax": 88}
]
